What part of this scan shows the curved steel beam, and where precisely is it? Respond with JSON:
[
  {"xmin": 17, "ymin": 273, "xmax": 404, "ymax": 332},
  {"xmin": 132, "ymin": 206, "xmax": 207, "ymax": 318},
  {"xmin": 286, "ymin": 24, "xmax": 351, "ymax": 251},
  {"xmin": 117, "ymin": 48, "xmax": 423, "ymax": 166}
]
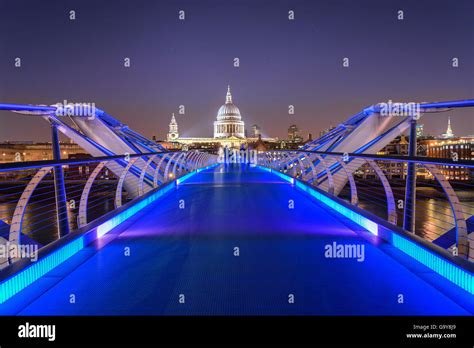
[
  {"xmin": 115, "ymin": 157, "xmax": 139, "ymax": 208},
  {"xmin": 172, "ymin": 152, "xmax": 187, "ymax": 177},
  {"xmin": 423, "ymin": 163, "xmax": 469, "ymax": 259},
  {"xmin": 295, "ymin": 157, "xmax": 306, "ymax": 179},
  {"xmin": 187, "ymin": 151, "xmax": 200, "ymax": 170},
  {"xmin": 198, "ymin": 152, "xmax": 208, "ymax": 167},
  {"xmin": 4, "ymin": 167, "xmax": 53, "ymax": 267},
  {"xmin": 78, "ymin": 161, "xmax": 108, "ymax": 228},
  {"xmin": 154, "ymin": 153, "xmax": 170, "ymax": 187},
  {"xmin": 262, "ymin": 153, "xmax": 272, "ymax": 168},
  {"xmin": 337, "ymin": 159, "xmax": 358, "ymax": 205},
  {"xmin": 366, "ymin": 159, "xmax": 397, "ymax": 224},
  {"xmin": 278, "ymin": 152, "xmax": 292, "ymax": 172},
  {"xmin": 138, "ymin": 155, "xmax": 158, "ymax": 196},
  {"xmin": 314, "ymin": 154, "xmax": 334, "ymax": 194},
  {"xmin": 302, "ymin": 153, "xmax": 318, "ymax": 182},
  {"xmin": 194, "ymin": 152, "xmax": 205, "ymax": 169},
  {"xmin": 164, "ymin": 152, "xmax": 180, "ymax": 182},
  {"xmin": 278, "ymin": 152, "xmax": 290, "ymax": 170}
]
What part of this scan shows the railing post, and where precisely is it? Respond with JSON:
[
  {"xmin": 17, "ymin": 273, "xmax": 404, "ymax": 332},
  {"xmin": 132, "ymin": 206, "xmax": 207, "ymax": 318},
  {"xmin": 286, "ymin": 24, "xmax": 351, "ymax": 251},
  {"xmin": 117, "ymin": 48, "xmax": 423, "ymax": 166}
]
[
  {"xmin": 51, "ymin": 121, "xmax": 70, "ymax": 237},
  {"xmin": 403, "ymin": 117, "xmax": 417, "ymax": 232}
]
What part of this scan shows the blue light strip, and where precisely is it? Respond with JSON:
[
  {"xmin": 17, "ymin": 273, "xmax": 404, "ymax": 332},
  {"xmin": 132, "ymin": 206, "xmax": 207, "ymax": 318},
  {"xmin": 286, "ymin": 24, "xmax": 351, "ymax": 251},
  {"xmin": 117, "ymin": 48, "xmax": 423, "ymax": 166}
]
[
  {"xmin": 175, "ymin": 172, "xmax": 195, "ymax": 185},
  {"xmin": 96, "ymin": 183, "xmax": 175, "ymax": 238},
  {"xmin": 294, "ymin": 180, "xmax": 378, "ymax": 236},
  {"xmin": 176, "ymin": 163, "xmax": 219, "ymax": 185},
  {"xmin": 259, "ymin": 166, "xmax": 473, "ymax": 295},
  {"xmin": 0, "ymin": 163, "xmax": 217, "ymax": 304},
  {"xmin": 0, "ymin": 238, "xmax": 84, "ymax": 304},
  {"xmin": 392, "ymin": 235, "xmax": 473, "ymax": 295},
  {"xmin": 259, "ymin": 166, "xmax": 295, "ymax": 184}
]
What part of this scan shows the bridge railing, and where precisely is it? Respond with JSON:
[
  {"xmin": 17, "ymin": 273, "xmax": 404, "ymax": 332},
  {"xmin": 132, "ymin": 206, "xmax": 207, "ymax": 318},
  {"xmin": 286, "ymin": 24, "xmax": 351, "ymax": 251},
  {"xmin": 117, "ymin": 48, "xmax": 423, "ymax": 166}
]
[
  {"xmin": 0, "ymin": 150, "xmax": 217, "ymax": 269},
  {"xmin": 258, "ymin": 150, "xmax": 474, "ymax": 261}
]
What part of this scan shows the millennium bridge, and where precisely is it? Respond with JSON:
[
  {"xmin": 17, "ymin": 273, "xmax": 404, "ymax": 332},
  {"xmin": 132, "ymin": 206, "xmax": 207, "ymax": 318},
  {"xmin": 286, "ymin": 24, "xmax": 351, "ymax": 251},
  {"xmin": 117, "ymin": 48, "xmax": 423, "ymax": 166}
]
[{"xmin": 0, "ymin": 100, "xmax": 472, "ymax": 315}]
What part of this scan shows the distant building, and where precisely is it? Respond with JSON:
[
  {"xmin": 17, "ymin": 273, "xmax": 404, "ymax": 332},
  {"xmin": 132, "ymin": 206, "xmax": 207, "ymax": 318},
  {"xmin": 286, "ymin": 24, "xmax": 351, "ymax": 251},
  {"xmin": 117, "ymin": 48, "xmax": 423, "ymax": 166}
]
[
  {"xmin": 213, "ymin": 86, "xmax": 245, "ymax": 139},
  {"xmin": 368, "ymin": 136, "xmax": 410, "ymax": 179},
  {"xmin": 251, "ymin": 124, "xmax": 261, "ymax": 138},
  {"xmin": 249, "ymin": 134, "xmax": 267, "ymax": 152},
  {"xmin": 440, "ymin": 117, "xmax": 455, "ymax": 139},
  {"xmin": 0, "ymin": 142, "xmax": 85, "ymax": 163},
  {"xmin": 416, "ymin": 124, "xmax": 424, "ymax": 138},
  {"xmin": 426, "ymin": 137, "xmax": 474, "ymax": 181},
  {"xmin": 163, "ymin": 86, "xmax": 276, "ymax": 150},
  {"xmin": 265, "ymin": 124, "xmax": 311, "ymax": 150},
  {"xmin": 378, "ymin": 135, "xmax": 409, "ymax": 156},
  {"xmin": 361, "ymin": 135, "xmax": 430, "ymax": 180},
  {"xmin": 364, "ymin": 117, "xmax": 473, "ymax": 182},
  {"xmin": 167, "ymin": 113, "xmax": 179, "ymax": 141},
  {"xmin": 288, "ymin": 124, "xmax": 302, "ymax": 141}
]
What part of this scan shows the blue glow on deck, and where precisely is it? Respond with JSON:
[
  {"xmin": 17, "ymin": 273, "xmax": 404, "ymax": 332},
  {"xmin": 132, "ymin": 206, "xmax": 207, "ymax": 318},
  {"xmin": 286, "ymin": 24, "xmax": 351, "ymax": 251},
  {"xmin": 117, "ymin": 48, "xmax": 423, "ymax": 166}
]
[
  {"xmin": 99, "ymin": 164, "xmax": 218, "ymax": 237},
  {"xmin": 97, "ymin": 182, "xmax": 175, "ymax": 238},
  {"xmin": 176, "ymin": 163, "xmax": 219, "ymax": 185},
  {"xmin": 259, "ymin": 166, "xmax": 473, "ymax": 296},
  {"xmin": 1, "ymin": 167, "xmax": 199, "ymax": 304},
  {"xmin": 294, "ymin": 180, "xmax": 378, "ymax": 236},
  {"xmin": 1, "ymin": 164, "xmax": 471, "ymax": 315},
  {"xmin": 258, "ymin": 166, "xmax": 295, "ymax": 184},
  {"xmin": 258, "ymin": 166, "xmax": 377, "ymax": 235}
]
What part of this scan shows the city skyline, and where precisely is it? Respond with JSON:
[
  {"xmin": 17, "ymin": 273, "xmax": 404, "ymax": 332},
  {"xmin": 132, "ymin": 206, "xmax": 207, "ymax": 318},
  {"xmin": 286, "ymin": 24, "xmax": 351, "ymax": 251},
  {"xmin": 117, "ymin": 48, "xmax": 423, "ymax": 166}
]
[
  {"xmin": 0, "ymin": 0, "xmax": 473, "ymax": 142},
  {"xmin": 0, "ymin": 1, "xmax": 473, "ymax": 342}
]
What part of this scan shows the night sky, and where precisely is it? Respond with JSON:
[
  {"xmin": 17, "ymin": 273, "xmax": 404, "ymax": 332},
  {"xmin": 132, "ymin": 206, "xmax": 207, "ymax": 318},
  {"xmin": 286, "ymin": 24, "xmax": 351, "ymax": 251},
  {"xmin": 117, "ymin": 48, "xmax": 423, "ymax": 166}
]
[{"xmin": 0, "ymin": 0, "xmax": 472, "ymax": 142}]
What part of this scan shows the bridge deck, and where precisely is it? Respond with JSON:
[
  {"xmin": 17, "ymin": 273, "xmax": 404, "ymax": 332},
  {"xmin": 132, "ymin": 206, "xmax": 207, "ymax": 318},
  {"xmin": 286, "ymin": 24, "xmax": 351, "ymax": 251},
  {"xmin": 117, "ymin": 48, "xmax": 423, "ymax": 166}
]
[{"xmin": 1, "ymin": 165, "xmax": 471, "ymax": 315}]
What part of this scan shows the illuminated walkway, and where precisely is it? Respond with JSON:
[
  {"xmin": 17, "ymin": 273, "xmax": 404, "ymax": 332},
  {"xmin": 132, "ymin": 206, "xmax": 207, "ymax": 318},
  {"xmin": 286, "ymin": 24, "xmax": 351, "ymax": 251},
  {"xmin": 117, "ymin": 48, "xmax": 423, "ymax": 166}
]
[{"xmin": 1, "ymin": 165, "xmax": 472, "ymax": 315}]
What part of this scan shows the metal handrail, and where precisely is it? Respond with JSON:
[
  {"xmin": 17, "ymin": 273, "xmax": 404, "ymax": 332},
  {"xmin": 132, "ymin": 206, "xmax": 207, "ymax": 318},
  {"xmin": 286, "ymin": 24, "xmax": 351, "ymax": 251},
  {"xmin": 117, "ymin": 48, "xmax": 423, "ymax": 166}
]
[
  {"xmin": 272, "ymin": 149, "xmax": 474, "ymax": 168},
  {"xmin": 0, "ymin": 150, "xmax": 182, "ymax": 172}
]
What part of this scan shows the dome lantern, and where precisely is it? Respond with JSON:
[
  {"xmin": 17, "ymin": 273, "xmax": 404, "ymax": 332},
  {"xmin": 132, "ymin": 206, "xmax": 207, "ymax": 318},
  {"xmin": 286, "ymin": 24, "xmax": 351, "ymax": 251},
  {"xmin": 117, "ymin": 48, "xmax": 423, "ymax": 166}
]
[{"xmin": 226, "ymin": 85, "xmax": 232, "ymax": 104}]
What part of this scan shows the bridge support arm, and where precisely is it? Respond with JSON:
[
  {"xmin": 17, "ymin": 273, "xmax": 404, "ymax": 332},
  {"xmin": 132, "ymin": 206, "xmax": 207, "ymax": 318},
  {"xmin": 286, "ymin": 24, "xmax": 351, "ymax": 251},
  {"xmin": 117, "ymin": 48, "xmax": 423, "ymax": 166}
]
[
  {"xmin": 403, "ymin": 118, "xmax": 417, "ymax": 232},
  {"xmin": 51, "ymin": 122, "xmax": 70, "ymax": 237}
]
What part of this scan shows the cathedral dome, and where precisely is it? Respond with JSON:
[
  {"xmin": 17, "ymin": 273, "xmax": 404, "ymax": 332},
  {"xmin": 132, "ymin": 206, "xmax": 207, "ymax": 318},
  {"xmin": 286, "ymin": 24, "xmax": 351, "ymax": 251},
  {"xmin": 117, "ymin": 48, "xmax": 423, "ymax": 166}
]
[
  {"xmin": 217, "ymin": 103, "xmax": 241, "ymax": 118},
  {"xmin": 214, "ymin": 86, "xmax": 245, "ymax": 139}
]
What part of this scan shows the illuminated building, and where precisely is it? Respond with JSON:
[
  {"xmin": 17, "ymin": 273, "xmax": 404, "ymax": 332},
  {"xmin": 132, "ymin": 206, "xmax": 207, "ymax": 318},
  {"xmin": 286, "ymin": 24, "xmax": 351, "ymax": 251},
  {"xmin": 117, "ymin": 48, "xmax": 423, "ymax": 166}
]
[
  {"xmin": 0, "ymin": 142, "xmax": 85, "ymax": 163},
  {"xmin": 426, "ymin": 137, "xmax": 474, "ymax": 181},
  {"xmin": 167, "ymin": 113, "xmax": 179, "ymax": 141},
  {"xmin": 165, "ymin": 86, "xmax": 276, "ymax": 149},
  {"xmin": 213, "ymin": 86, "xmax": 245, "ymax": 138},
  {"xmin": 440, "ymin": 117, "xmax": 455, "ymax": 139},
  {"xmin": 288, "ymin": 124, "xmax": 303, "ymax": 142}
]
